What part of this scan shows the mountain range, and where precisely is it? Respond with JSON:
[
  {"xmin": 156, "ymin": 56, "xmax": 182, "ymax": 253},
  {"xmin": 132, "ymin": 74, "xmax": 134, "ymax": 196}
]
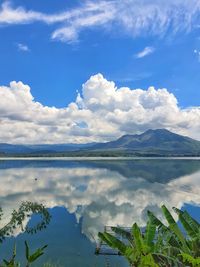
[{"xmin": 0, "ymin": 129, "xmax": 200, "ymax": 156}]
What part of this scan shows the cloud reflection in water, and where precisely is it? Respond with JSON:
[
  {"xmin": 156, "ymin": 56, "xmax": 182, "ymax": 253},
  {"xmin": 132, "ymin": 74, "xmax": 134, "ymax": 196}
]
[{"xmin": 0, "ymin": 159, "xmax": 200, "ymax": 240}]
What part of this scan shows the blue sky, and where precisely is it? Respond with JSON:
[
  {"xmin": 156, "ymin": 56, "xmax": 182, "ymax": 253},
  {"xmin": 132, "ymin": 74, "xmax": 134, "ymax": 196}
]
[{"xmin": 0, "ymin": 0, "xmax": 200, "ymax": 143}]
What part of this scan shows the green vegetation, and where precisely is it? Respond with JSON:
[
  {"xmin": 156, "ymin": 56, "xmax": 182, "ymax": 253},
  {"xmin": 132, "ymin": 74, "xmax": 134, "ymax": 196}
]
[
  {"xmin": 1, "ymin": 150, "xmax": 200, "ymax": 158},
  {"xmin": 0, "ymin": 202, "xmax": 51, "ymax": 267},
  {"xmin": 2, "ymin": 241, "xmax": 47, "ymax": 267},
  {"xmin": 97, "ymin": 205, "xmax": 200, "ymax": 267}
]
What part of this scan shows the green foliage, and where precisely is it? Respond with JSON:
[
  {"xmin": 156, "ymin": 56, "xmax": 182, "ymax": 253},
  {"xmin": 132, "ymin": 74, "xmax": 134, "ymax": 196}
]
[
  {"xmin": 25, "ymin": 241, "xmax": 47, "ymax": 266},
  {"xmin": 2, "ymin": 243, "xmax": 20, "ymax": 267},
  {"xmin": 180, "ymin": 253, "xmax": 200, "ymax": 267},
  {"xmin": 0, "ymin": 201, "xmax": 51, "ymax": 243},
  {"xmin": 1, "ymin": 241, "xmax": 47, "ymax": 267},
  {"xmin": 0, "ymin": 202, "xmax": 51, "ymax": 267},
  {"xmin": 98, "ymin": 205, "xmax": 200, "ymax": 267}
]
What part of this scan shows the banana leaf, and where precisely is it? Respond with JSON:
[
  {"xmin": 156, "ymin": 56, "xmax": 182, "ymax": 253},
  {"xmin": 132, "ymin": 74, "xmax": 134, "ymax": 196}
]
[
  {"xmin": 111, "ymin": 226, "xmax": 132, "ymax": 243},
  {"xmin": 144, "ymin": 218, "xmax": 156, "ymax": 248},
  {"xmin": 98, "ymin": 232, "xmax": 127, "ymax": 255},
  {"xmin": 173, "ymin": 207, "xmax": 200, "ymax": 239},
  {"xmin": 161, "ymin": 205, "xmax": 189, "ymax": 253}
]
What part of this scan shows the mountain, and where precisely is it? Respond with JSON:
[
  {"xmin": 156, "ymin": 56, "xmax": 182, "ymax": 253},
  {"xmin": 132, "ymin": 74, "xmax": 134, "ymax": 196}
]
[
  {"xmin": 0, "ymin": 143, "xmax": 33, "ymax": 154},
  {"xmin": 89, "ymin": 129, "xmax": 200, "ymax": 156},
  {"xmin": 0, "ymin": 129, "xmax": 200, "ymax": 156},
  {"xmin": 0, "ymin": 143, "xmax": 95, "ymax": 155}
]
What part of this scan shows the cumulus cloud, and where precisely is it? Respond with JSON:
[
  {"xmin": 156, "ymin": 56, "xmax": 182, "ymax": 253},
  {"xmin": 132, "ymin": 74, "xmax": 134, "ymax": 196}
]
[
  {"xmin": 0, "ymin": 1, "xmax": 200, "ymax": 43},
  {"xmin": 0, "ymin": 74, "xmax": 200, "ymax": 144},
  {"xmin": 135, "ymin": 46, "xmax": 155, "ymax": 58}
]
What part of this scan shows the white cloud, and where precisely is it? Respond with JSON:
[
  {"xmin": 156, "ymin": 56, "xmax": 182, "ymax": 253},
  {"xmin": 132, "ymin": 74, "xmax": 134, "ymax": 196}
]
[
  {"xmin": 0, "ymin": 1, "xmax": 115, "ymax": 43},
  {"xmin": 0, "ymin": 74, "xmax": 200, "ymax": 144},
  {"xmin": 135, "ymin": 46, "xmax": 155, "ymax": 58},
  {"xmin": 17, "ymin": 43, "xmax": 30, "ymax": 52},
  {"xmin": 0, "ymin": 1, "xmax": 200, "ymax": 43}
]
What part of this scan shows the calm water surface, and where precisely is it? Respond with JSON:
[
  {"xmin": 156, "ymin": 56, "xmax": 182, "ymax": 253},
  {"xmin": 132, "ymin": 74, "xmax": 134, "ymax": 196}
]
[{"xmin": 0, "ymin": 158, "xmax": 200, "ymax": 266}]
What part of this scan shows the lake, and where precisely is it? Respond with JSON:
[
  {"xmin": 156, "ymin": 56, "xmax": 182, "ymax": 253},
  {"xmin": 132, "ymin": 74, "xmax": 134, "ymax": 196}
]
[{"xmin": 0, "ymin": 158, "xmax": 200, "ymax": 266}]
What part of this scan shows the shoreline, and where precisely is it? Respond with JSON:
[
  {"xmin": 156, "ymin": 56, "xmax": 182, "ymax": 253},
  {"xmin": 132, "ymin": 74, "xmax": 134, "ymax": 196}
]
[{"xmin": 0, "ymin": 156, "xmax": 200, "ymax": 161}]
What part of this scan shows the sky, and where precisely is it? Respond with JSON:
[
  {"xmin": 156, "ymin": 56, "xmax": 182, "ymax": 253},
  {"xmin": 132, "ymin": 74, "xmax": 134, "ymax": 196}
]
[{"xmin": 0, "ymin": 0, "xmax": 200, "ymax": 144}]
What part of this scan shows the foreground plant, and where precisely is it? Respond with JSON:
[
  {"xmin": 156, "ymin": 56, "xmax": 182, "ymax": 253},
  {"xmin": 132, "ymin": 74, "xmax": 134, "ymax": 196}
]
[
  {"xmin": 97, "ymin": 205, "xmax": 200, "ymax": 267},
  {"xmin": 2, "ymin": 241, "xmax": 47, "ymax": 267},
  {"xmin": 0, "ymin": 201, "xmax": 51, "ymax": 266},
  {"xmin": 0, "ymin": 201, "xmax": 51, "ymax": 242}
]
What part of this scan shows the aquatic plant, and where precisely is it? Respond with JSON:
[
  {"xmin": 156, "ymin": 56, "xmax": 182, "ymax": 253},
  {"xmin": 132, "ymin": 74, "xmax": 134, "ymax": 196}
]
[{"xmin": 97, "ymin": 205, "xmax": 200, "ymax": 267}]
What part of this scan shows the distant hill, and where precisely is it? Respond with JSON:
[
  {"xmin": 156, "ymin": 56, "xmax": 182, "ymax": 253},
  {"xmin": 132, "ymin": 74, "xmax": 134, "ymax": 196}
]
[
  {"xmin": 0, "ymin": 143, "xmax": 95, "ymax": 155},
  {"xmin": 89, "ymin": 129, "xmax": 200, "ymax": 156},
  {"xmin": 0, "ymin": 129, "xmax": 200, "ymax": 157}
]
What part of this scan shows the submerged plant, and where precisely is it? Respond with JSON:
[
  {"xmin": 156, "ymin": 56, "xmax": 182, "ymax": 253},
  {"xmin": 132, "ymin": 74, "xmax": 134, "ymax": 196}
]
[{"xmin": 97, "ymin": 205, "xmax": 200, "ymax": 267}]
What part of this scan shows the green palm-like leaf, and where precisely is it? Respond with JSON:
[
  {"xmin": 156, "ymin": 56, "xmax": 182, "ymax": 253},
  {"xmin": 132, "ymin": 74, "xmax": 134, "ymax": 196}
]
[
  {"xmin": 124, "ymin": 246, "xmax": 136, "ymax": 262},
  {"xmin": 147, "ymin": 210, "xmax": 168, "ymax": 233},
  {"xmin": 153, "ymin": 252, "xmax": 183, "ymax": 267},
  {"xmin": 132, "ymin": 223, "xmax": 147, "ymax": 253},
  {"xmin": 2, "ymin": 243, "xmax": 18, "ymax": 266},
  {"xmin": 25, "ymin": 241, "xmax": 47, "ymax": 264},
  {"xmin": 139, "ymin": 253, "xmax": 159, "ymax": 267},
  {"xmin": 98, "ymin": 232, "xmax": 113, "ymax": 248},
  {"xmin": 111, "ymin": 226, "xmax": 132, "ymax": 243},
  {"xmin": 29, "ymin": 251, "xmax": 44, "ymax": 263},
  {"xmin": 167, "ymin": 235, "xmax": 182, "ymax": 248},
  {"xmin": 98, "ymin": 205, "xmax": 200, "ymax": 267},
  {"xmin": 144, "ymin": 218, "xmax": 156, "ymax": 248},
  {"xmin": 173, "ymin": 207, "xmax": 200, "ymax": 239},
  {"xmin": 147, "ymin": 209, "xmax": 180, "ymax": 248},
  {"xmin": 3, "ymin": 259, "xmax": 10, "ymax": 265},
  {"xmin": 180, "ymin": 253, "xmax": 200, "ymax": 266},
  {"xmin": 25, "ymin": 241, "xmax": 29, "ymax": 260},
  {"xmin": 30, "ymin": 245, "xmax": 47, "ymax": 263},
  {"xmin": 161, "ymin": 205, "xmax": 189, "ymax": 253},
  {"xmin": 98, "ymin": 232, "xmax": 126, "ymax": 255}
]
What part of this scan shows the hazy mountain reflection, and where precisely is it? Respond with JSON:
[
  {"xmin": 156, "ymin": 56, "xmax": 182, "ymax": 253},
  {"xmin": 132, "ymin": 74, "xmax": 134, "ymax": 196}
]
[{"xmin": 0, "ymin": 159, "xmax": 200, "ymax": 241}]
